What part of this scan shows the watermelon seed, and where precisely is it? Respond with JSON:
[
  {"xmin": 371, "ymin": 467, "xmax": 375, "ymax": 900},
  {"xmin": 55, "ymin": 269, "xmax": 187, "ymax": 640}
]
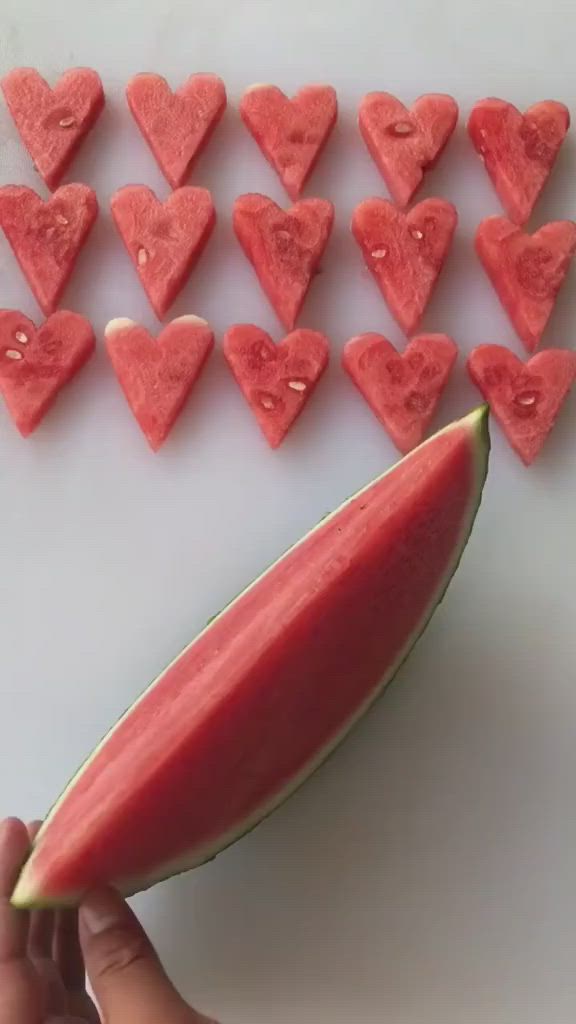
[
  {"xmin": 5, "ymin": 349, "xmax": 23, "ymax": 360},
  {"xmin": 390, "ymin": 121, "xmax": 414, "ymax": 136},
  {"xmin": 411, "ymin": 229, "xmax": 424, "ymax": 240},
  {"xmin": 138, "ymin": 247, "xmax": 149, "ymax": 266},
  {"xmin": 55, "ymin": 214, "xmax": 69, "ymax": 226},
  {"xmin": 260, "ymin": 395, "xmax": 277, "ymax": 411},
  {"xmin": 371, "ymin": 248, "xmax": 388, "ymax": 259},
  {"xmin": 59, "ymin": 116, "xmax": 76, "ymax": 128},
  {"xmin": 14, "ymin": 331, "xmax": 28, "ymax": 344},
  {"xmin": 513, "ymin": 390, "xmax": 539, "ymax": 417},
  {"xmin": 288, "ymin": 380, "xmax": 307, "ymax": 391}
]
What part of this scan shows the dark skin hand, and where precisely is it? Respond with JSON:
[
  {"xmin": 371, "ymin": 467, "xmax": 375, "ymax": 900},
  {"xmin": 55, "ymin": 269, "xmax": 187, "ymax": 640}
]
[{"xmin": 0, "ymin": 818, "xmax": 217, "ymax": 1024}]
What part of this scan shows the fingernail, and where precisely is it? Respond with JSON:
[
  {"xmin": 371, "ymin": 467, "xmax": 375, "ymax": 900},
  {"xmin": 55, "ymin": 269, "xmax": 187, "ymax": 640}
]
[{"xmin": 80, "ymin": 889, "xmax": 123, "ymax": 935}]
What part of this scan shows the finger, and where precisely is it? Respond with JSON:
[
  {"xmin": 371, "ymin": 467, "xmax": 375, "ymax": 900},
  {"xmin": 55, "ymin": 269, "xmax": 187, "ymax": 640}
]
[
  {"xmin": 80, "ymin": 887, "xmax": 205, "ymax": 1023},
  {"xmin": 53, "ymin": 908, "xmax": 85, "ymax": 991},
  {"xmin": 26, "ymin": 822, "xmax": 55, "ymax": 961},
  {"xmin": 0, "ymin": 818, "xmax": 30, "ymax": 962}
]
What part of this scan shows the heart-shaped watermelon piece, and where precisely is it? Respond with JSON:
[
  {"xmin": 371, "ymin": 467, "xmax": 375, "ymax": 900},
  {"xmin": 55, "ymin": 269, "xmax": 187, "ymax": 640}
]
[
  {"xmin": 468, "ymin": 344, "xmax": 576, "ymax": 464},
  {"xmin": 0, "ymin": 184, "xmax": 98, "ymax": 315},
  {"xmin": 1, "ymin": 67, "xmax": 104, "ymax": 191},
  {"xmin": 240, "ymin": 83, "xmax": 337, "ymax": 200},
  {"xmin": 468, "ymin": 98, "xmax": 570, "ymax": 225},
  {"xmin": 105, "ymin": 315, "xmax": 214, "ymax": 451},
  {"xmin": 110, "ymin": 186, "xmax": 215, "ymax": 320},
  {"xmin": 233, "ymin": 193, "xmax": 334, "ymax": 330},
  {"xmin": 476, "ymin": 216, "xmax": 576, "ymax": 352},
  {"xmin": 343, "ymin": 332, "xmax": 458, "ymax": 453},
  {"xmin": 223, "ymin": 323, "xmax": 329, "ymax": 448},
  {"xmin": 359, "ymin": 92, "xmax": 458, "ymax": 207},
  {"xmin": 352, "ymin": 197, "xmax": 457, "ymax": 335},
  {"xmin": 126, "ymin": 73, "xmax": 227, "ymax": 189},
  {"xmin": 0, "ymin": 309, "xmax": 94, "ymax": 436}
]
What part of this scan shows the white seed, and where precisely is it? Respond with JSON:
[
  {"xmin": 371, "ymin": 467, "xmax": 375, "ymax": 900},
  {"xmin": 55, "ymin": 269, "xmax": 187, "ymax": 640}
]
[
  {"xmin": 137, "ymin": 247, "xmax": 149, "ymax": 266},
  {"xmin": 5, "ymin": 349, "xmax": 23, "ymax": 360},
  {"xmin": 411, "ymin": 229, "xmax": 423, "ymax": 240},
  {"xmin": 261, "ymin": 396, "xmax": 275, "ymax": 410},
  {"xmin": 59, "ymin": 116, "xmax": 76, "ymax": 128},
  {"xmin": 371, "ymin": 248, "xmax": 388, "ymax": 259},
  {"xmin": 55, "ymin": 214, "xmax": 69, "ymax": 225},
  {"xmin": 392, "ymin": 121, "xmax": 413, "ymax": 135},
  {"xmin": 288, "ymin": 380, "xmax": 307, "ymax": 391},
  {"xmin": 14, "ymin": 330, "xmax": 28, "ymax": 344},
  {"xmin": 517, "ymin": 393, "xmax": 536, "ymax": 406}
]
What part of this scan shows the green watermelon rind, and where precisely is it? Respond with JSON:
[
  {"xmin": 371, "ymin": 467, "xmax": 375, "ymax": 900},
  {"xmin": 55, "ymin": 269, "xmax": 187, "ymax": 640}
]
[{"xmin": 13, "ymin": 406, "xmax": 489, "ymax": 908}]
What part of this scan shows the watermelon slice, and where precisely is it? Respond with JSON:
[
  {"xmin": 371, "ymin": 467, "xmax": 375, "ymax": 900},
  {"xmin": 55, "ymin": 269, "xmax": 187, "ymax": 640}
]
[
  {"xmin": 105, "ymin": 315, "xmax": 214, "ymax": 451},
  {"xmin": 0, "ymin": 309, "xmax": 94, "ymax": 436},
  {"xmin": 0, "ymin": 184, "xmax": 98, "ymax": 315},
  {"xmin": 233, "ymin": 193, "xmax": 334, "ymax": 329},
  {"xmin": 11, "ymin": 407, "xmax": 489, "ymax": 908},
  {"xmin": 476, "ymin": 216, "xmax": 576, "ymax": 352},
  {"xmin": 359, "ymin": 93, "xmax": 458, "ymax": 207},
  {"xmin": 1, "ymin": 67, "xmax": 104, "ymax": 191},
  {"xmin": 240, "ymin": 83, "xmax": 337, "ymax": 200},
  {"xmin": 468, "ymin": 345, "xmax": 575, "ymax": 465},
  {"xmin": 110, "ymin": 186, "xmax": 215, "ymax": 319},
  {"xmin": 224, "ymin": 324, "xmax": 329, "ymax": 447},
  {"xmin": 352, "ymin": 197, "xmax": 457, "ymax": 335},
  {"xmin": 343, "ymin": 332, "xmax": 458, "ymax": 453},
  {"xmin": 468, "ymin": 98, "xmax": 570, "ymax": 225},
  {"xmin": 126, "ymin": 73, "xmax": 227, "ymax": 189}
]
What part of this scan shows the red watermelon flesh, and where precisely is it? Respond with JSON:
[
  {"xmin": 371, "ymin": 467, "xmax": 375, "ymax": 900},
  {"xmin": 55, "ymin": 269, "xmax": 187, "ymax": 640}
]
[
  {"xmin": 0, "ymin": 309, "xmax": 94, "ymax": 436},
  {"xmin": 468, "ymin": 98, "xmax": 570, "ymax": 226},
  {"xmin": 126, "ymin": 73, "xmax": 227, "ymax": 189},
  {"xmin": 224, "ymin": 324, "xmax": 329, "ymax": 447},
  {"xmin": 475, "ymin": 216, "xmax": 576, "ymax": 352},
  {"xmin": 0, "ymin": 184, "xmax": 98, "ymax": 315},
  {"xmin": 11, "ymin": 407, "xmax": 489, "ymax": 907},
  {"xmin": 240, "ymin": 83, "xmax": 337, "ymax": 200},
  {"xmin": 1, "ymin": 67, "xmax": 104, "ymax": 191},
  {"xmin": 468, "ymin": 345, "xmax": 576, "ymax": 465},
  {"xmin": 105, "ymin": 315, "xmax": 214, "ymax": 451},
  {"xmin": 343, "ymin": 332, "xmax": 457, "ymax": 453},
  {"xmin": 110, "ymin": 186, "xmax": 215, "ymax": 320},
  {"xmin": 359, "ymin": 93, "xmax": 458, "ymax": 207},
  {"xmin": 352, "ymin": 197, "xmax": 457, "ymax": 335},
  {"xmin": 233, "ymin": 193, "xmax": 334, "ymax": 330}
]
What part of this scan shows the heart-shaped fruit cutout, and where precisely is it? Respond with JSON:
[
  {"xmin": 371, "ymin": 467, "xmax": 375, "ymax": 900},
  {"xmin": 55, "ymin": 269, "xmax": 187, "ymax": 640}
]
[
  {"xmin": 240, "ymin": 83, "xmax": 337, "ymax": 200},
  {"xmin": 126, "ymin": 73, "xmax": 226, "ymax": 188},
  {"xmin": 468, "ymin": 98, "xmax": 569, "ymax": 225},
  {"xmin": 105, "ymin": 315, "xmax": 214, "ymax": 451},
  {"xmin": 1, "ymin": 67, "xmax": 104, "ymax": 190},
  {"xmin": 352, "ymin": 197, "xmax": 457, "ymax": 335},
  {"xmin": 0, "ymin": 184, "xmax": 98, "ymax": 315},
  {"xmin": 110, "ymin": 186, "xmax": 215, "ymax": 320},
  {"xmin": 359, "ymin": 92, "xmax": 458, "ymax": 207},
  {"xmin": 234, "ymin": 193, "xmax": 333, "ymax": 330},
  {"xmin": 343, "ymin": 332, "xmax": 458, "ymax": 453},
  {"xmin": 223, "ymin": 323, "xmax": 329, "ymax": 447},
  {"xmin": 0, "ymin": 309, "xmax": 94, "ymax": 436},
  {"xmin": 476, "ymin": 216, "xmax": 576, "ymax": 352},
  {"xmin": 468, "ymin": 344, "xmax": 576, "ymax": 464}
]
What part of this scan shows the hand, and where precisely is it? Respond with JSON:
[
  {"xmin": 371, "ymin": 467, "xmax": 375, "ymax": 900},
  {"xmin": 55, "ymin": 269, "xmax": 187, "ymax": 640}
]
[{"xmin": 0, "ymin": 817, "xmax": 218, "ymax": 1023}]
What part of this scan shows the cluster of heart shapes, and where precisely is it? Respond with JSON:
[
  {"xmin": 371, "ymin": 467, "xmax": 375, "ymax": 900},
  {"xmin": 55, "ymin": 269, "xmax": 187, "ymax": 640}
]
[{"xmin": 0, "ymin": 68, "xmax": 574, "ymax": 464}]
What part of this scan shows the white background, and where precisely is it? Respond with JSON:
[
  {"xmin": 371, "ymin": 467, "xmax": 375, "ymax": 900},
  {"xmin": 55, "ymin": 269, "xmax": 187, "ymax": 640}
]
[{"xmin": 1, "ymin": 1, "xmax": 575, "ymax": 1021}]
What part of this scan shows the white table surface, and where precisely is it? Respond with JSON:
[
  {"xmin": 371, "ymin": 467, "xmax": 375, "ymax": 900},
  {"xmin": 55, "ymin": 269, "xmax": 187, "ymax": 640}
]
[{"xmin": 1, "ymin": 1, "xmax": 575, "ymax": 1021}]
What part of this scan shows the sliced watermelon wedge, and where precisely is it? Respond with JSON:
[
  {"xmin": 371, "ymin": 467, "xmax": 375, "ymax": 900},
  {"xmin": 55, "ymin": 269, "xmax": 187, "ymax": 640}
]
[
  {"xmin": 126, "ymin": 73, "xmax": 227, "ymax": 189},
  {"xmin": 224, "ymin": 323, "xmax": 329, "ymax": 447},
  {"xmin": 359, "ymin": 92, "xmax": 458, "ymax": 207},
  {"xmin": 110, "ymin": 186, "xmax": 215, "ymax": 319},
  {"xmin": 1, "ymin": 67, "xmax": 104, "ymax": 190},
  {"xmin": 468, "ymin": 345, "xmax": 575, "ymax": 464},
  {"xmin": 106, "ymin": 316, "xmax": 214, "ymax": 451},
  {"xmin": 240, "ymin": 83, "xmax": 337, "ymax": 200},
  {"xmin": 476, "ymin": 216, "xmax": 576, "ymax": 352},
  {"xmin": 0, "ymin": 309, "xmax": 94, "ymax": 436},
  {"xmin": 12, "ymin": 407, "xmax": 489, "ymax": 908},
  {"xmin": 0, "ymin": 184, "xmax": 98, "ymax": 315},
  {"xmin": 468, "ymin": 98, "xmax": 570, "ymax": 225},
  {"xmin": 343, "ymin": 332, "xmax": 458, "ymax": 453},
  {"xmin": 352, "ymin": 197, "xmax": 457, "ymax": 335},
  {"xmin": 233, "ymin": 193, "xmax": 334, "ymax": 330}
]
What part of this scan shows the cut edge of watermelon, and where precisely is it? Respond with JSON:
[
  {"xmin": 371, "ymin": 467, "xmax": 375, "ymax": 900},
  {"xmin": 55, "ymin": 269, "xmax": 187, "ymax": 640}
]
[{"xmin": 13, "ymin": 406, "xmax": 489, "ymax": 908}]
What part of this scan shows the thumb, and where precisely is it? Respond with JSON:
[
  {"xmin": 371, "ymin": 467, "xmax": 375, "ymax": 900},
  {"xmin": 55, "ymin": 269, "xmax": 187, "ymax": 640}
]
[{"xmin": 79, "ymin": 888, "xmax": 210, "ymax": 1024}]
